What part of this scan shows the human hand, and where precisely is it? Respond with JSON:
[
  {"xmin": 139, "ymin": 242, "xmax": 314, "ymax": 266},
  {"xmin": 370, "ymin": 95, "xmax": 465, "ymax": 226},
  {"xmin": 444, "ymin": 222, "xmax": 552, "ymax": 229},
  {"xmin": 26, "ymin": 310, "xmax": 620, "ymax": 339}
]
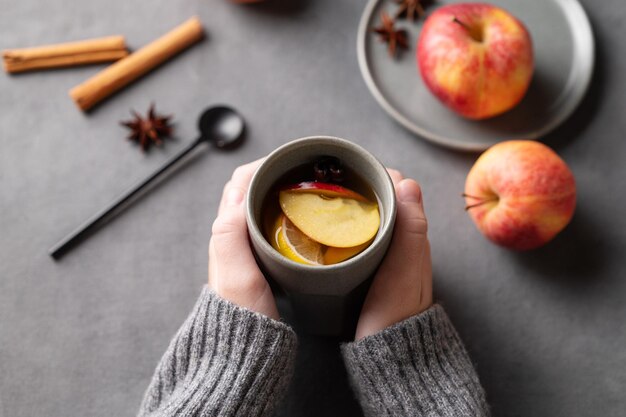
[
  {"xmin": 208, "ymin": 159, "xmax": 280, "ymax": 320},
  {"xmin": 354, "ymin": 169, "xmax": 433, "ymax": 340}
]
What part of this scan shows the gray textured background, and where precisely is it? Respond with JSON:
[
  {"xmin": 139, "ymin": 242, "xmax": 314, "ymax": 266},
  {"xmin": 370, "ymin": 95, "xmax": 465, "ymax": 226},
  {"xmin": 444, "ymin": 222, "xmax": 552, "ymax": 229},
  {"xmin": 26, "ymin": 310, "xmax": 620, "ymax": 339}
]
[{"xmin": 1, "ymin": 0, "xmax": 625, "ymax": 416}]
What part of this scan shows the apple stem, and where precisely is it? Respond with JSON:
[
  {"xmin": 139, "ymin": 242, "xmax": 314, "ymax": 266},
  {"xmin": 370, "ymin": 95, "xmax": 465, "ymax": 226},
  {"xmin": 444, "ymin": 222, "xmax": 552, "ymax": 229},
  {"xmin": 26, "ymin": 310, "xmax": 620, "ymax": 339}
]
[
  {"xmin": 451, "ymin": 16, "xmax": 483, "ymax": 42},
  {"xmin": 462, "ymin": 193, "xmax": 484, "ymax": 200},
  {"xmin": 464, "ymin": 201, "xmax": 489, "ymax": 210},
  {"xmin": 451, "ymin": 16, "xmax": 471, "ymax": 32},
  {"xmin": 462, "ymin": 193, "xmax": 499, "ymax": 210}
]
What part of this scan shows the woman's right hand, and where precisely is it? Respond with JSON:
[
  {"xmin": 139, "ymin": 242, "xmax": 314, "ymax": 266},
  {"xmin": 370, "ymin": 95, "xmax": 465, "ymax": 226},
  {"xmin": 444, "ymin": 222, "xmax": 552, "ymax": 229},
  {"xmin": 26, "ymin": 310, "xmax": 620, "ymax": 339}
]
[{"xmin": 354, "ymin": 170, "xmax": 433, "ymax": 340}]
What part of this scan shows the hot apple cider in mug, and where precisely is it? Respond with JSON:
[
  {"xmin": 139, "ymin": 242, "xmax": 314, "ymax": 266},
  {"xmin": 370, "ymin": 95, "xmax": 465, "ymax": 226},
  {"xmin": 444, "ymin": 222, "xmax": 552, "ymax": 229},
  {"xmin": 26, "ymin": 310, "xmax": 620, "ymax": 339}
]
[{"xmin": 262, "ymin": 157, "xmax": 380, "ymax": 266}]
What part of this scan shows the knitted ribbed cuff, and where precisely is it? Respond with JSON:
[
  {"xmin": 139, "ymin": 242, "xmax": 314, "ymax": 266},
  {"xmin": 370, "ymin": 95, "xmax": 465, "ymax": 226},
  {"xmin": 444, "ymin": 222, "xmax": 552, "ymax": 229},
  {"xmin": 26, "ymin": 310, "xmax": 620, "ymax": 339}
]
[
  {"xmin": 138, "ymin": 286, "xmax": 297, "ymax": 417},
  {"xmin": 341, "ymin": 305, "xmax": 490, "ymax": 417}
]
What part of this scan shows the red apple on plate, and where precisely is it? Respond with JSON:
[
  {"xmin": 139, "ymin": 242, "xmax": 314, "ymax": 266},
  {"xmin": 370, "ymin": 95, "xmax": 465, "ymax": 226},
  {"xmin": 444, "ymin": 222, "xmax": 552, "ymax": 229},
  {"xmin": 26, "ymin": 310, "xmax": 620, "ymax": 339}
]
[
  {"xmin": 464, "ymin": 140, "xmax": 576, "ymax": 250},
  {"xmin": 417, "ymin": 3, "xmax": 534, "ymax": 119}
]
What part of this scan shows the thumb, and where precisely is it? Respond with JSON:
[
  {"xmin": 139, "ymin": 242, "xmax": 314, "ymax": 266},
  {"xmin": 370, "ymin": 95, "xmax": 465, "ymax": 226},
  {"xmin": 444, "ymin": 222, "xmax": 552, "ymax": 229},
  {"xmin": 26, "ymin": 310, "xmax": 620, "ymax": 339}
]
[
  {"xmin": 355, "ymin": 179, "xmax": 430, "ymax": 339},
  {"xmin": 376, "ymin": 179, "xmax": 428, "ymax": 281},
  {"xmin": 209, "ymin": 187, "xmax": 262, "ymax": 290}
]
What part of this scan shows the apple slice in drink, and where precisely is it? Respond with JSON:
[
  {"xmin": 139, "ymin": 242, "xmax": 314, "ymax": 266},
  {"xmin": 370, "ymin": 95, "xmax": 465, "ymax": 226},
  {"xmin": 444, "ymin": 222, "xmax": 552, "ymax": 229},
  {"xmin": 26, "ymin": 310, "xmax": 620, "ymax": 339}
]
[
  {"xmin": 279, "ymin": 182, "xmax": 380, "ymax": 248},
  {"xmin": 324, "ymin": 239, "xmax": 373, "ymax": 264}
]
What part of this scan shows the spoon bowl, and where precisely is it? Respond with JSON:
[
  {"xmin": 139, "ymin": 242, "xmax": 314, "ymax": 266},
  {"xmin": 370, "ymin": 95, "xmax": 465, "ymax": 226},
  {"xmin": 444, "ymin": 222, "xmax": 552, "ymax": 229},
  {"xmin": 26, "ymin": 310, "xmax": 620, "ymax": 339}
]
[{"xmin": 199, "ymin": 105, "xmax": 245, "ymax": 148}]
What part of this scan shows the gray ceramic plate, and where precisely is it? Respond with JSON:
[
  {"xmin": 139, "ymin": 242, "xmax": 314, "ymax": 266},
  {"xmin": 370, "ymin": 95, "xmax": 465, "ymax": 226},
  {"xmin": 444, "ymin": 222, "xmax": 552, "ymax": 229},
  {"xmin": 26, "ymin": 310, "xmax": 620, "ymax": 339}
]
[{"xmin": 357, "ymin": 0, "xmax": 594, "ymax": 152}]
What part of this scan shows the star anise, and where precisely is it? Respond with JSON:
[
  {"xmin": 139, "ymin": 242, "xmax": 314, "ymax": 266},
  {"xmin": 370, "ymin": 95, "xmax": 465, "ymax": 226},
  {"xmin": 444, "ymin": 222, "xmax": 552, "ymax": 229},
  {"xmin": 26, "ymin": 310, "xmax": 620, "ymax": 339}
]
[
  {"xmin": 121, "ymin": 104, "xmax": 173, "ymax": 151},
  {"xmin": 372, "ymin": 12, "xmax": 409, "ymax": 57},
  {"xmin": 395, "ymin": 0, "xmax": 431, "ymax": 21}
]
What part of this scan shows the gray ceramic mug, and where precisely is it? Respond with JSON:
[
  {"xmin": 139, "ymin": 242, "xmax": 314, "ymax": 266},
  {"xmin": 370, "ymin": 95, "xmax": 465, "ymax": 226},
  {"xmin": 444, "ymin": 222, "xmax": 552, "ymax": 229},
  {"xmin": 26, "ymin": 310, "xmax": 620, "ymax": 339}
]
[{"xmin": 246, "ymin": 136, "xmax": 397, "ymax": 335}]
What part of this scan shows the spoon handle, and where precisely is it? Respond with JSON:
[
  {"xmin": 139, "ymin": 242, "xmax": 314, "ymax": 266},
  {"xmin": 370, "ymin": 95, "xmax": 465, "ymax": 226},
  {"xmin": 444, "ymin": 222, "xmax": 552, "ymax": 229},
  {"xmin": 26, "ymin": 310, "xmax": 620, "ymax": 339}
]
[{"xmin": 49, "ymin": 138, "xmax": 204, "ymax": 259}]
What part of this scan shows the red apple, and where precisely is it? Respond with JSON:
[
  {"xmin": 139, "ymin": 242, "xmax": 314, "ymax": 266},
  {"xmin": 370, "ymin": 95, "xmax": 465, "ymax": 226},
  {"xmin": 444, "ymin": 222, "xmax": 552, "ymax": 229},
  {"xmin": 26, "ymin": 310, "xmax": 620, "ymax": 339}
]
[
  {"xmin": 464, "ymin": 140, "xmax": 576, "ymax": 250},
  {"xmin": 417, "ymin": 3, "xmax": 533, "ymax": 119},
  {"xmin": 281, "ymin": 181, "xmax": 369, "ymax": 202}
]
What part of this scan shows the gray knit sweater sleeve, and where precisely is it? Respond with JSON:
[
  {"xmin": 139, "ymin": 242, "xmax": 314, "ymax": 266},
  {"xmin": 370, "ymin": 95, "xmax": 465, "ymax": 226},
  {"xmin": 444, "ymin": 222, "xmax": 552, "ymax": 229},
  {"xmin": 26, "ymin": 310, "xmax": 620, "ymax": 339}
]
[
  {"xmin": 137, "ymin": 286, "xmax": 297, "ymax": 417},
  {"xmin": 341, "ymin": 304, "xmax": 490, "ymax": 417}
]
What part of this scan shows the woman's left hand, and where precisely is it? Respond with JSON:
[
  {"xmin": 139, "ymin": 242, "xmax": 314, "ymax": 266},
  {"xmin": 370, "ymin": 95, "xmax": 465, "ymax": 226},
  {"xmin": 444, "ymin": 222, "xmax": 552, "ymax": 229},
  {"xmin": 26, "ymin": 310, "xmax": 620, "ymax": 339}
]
[{"xmin": 208, "ymin": 159, "xmax": 280, "ymax": 320}]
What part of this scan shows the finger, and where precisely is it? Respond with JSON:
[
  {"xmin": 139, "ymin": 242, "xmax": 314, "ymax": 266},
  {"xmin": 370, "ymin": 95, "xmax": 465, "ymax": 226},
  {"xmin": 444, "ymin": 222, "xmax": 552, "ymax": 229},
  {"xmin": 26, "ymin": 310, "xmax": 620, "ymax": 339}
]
[
  {"xmin": 211, "ymin": 187, "xmax": 262, "ymax": 289},
  {"xmin": 395, "ymin": 179, "xmax": 427, "ymax": 235},
  {"xmin": 218, "ymin": 158, "xmax": 265, "ymax": 216},
  {"xmin": 209, "ymin": 183, "xmax": 280, "ymax": 320},
  {"xmin": 375, "ymin": 179, "xmax": 428, "ymax": 286},
  {"xmin": 355, "ymin": 180, "xmax": 429, "ymax": 339},
  {"xmin": 231, "ymin": 157, "xmax": 265, "ymax": 187},
  {"xmin": 217, "ymin": 181, "xmax": 232, "ymax": 217},
  {"xmin": 397, "ymin": 178, "xmax": 425, "ymax": 218},
  {"xmin": 208, "ymin": 238, "xmax": 218, "ymax": 289},
  {"xmin": 386, "ymin": 168, "xmax": 404, "ymax": 187},
  {"xmin": 420, "ymin": 240, "xmax": 433, "ymax": 309}
]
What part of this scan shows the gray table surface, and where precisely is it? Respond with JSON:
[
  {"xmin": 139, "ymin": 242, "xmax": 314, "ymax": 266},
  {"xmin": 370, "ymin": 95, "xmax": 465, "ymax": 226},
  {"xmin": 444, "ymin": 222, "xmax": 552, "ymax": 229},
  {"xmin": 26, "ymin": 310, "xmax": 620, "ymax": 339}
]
[{"xmin": 1, "ymin": 0, "xmax": 625, "ymax": 416}]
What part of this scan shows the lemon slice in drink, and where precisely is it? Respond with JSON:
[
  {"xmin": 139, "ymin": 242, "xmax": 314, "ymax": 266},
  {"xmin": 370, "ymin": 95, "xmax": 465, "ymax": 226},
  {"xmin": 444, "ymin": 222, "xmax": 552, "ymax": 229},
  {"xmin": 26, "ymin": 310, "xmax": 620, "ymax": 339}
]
[{"xmin": 276, "ymin": 214, "xmax": 324, "ymax": 265}]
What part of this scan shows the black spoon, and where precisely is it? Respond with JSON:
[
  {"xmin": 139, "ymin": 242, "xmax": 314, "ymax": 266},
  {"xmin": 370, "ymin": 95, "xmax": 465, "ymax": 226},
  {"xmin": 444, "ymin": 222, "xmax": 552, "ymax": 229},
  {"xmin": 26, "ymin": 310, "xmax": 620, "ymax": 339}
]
[{"xmin": 49, "ymin": 105, "xmax": 245, "ymax": 260}]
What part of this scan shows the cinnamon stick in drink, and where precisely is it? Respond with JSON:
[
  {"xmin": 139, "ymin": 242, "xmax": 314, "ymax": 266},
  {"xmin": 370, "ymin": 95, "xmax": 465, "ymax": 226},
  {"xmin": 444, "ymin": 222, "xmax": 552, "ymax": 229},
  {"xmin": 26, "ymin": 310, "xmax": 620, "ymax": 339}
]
[
  {"xmin": 3, "ymin": 36, "xmax": 128, "ymax": 74},
  {"xmin": 69, "ymin": 17, "xmax": 204, "ymax": 111}
]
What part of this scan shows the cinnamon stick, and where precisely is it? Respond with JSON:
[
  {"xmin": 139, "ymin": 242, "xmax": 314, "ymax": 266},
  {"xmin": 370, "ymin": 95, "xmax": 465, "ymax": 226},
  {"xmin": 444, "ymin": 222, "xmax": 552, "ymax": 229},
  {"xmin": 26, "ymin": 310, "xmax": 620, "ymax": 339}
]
[
  {"xmin": 69, "ymin": 17, "xmax": 204, "ymax": 111},
  {"xmin": 3, "ymin": 36, "xmax": 128, "ymax": 73}
]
